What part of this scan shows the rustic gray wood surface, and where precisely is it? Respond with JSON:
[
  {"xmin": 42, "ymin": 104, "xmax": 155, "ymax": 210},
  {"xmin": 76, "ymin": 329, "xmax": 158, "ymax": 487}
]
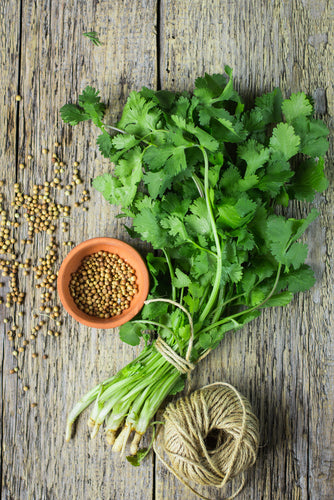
[{"xmin": 0, "ymin": 1, "xmax": 333, "ymax": 499}]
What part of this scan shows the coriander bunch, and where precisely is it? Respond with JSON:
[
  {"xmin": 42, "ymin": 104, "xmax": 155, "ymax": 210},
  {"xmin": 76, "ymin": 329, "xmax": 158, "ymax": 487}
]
[{"xmin": 61, "ymin": 67, "xmax": 329, "ymax": 461}]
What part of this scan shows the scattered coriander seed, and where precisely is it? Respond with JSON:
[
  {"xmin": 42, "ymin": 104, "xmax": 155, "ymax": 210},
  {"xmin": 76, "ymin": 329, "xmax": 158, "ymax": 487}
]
[
  {"xmin": 9, "ymin": 369, "xmax": 15, "ymax": 374},
  {"xmin": 19, "ymin": 163, "xmax": 25, "ymax": 170},
  {"xmin": 12, "ymin": 350, "xmax": 18, "ymax": 356},
  {"xmin": 23, "ymin": 385, "xmax": 29, "ymax": 391},
  {"xmin": 15, "ymin": 95, "xmax": 22, "ymax": 101},
  {"xmin": 42, "ymin": 148, "xmax": 48, "ymax": 154},
  {"xmin": 27, "ymin": 154, "xmax": 33, "ymax": 160},
  {"xmin": 43, "ymin": 354, "xmax": 48, "ymax": 359},
  {"xmin": 32, "ymin": 352, "xmax": 38, "ymax": 358},
  {"xmin": 31, "ymin": 402, "xmax": 37, "ymax": 408}
]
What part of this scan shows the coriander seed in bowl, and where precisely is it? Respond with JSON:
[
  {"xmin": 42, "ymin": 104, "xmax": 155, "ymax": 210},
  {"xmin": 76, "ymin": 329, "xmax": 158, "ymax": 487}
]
[
  {"xmin": 57, "ymin": 238, "xmax": 149, "ymax": 328},
  {"xmin": 69, "ymin": 251, "xmax": 138, "ymax": 319}
]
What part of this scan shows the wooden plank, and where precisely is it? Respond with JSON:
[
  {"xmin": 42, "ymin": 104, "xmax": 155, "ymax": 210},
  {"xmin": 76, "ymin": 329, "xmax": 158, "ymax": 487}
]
[
  {"xmin": 1, "ymin": 1, "xmax": 157, "ymax": 499},
  {"xmin": 0, "ymin": 0, "xmax": 22, "ymax": 498},
  {"xmin": 156, "ymin": 1, "xmax": 333, "ymax": 499}
]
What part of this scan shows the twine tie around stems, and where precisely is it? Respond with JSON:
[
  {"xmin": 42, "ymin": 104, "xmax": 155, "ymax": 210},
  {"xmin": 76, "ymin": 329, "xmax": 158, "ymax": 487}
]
[{"xmin": 144, "ymin": 299, "xmax": 260, "ymax": 499}]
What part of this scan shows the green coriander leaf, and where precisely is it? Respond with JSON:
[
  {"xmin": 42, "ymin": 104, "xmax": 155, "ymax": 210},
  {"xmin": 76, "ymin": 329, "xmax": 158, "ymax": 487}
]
[
  {"xmin": 234, "ymin": 227, "xmax": 256, "ymax": 250},
  {"xmin": 141, "ymin": 299, "xmax": 169, "ymax": 321},
  {"xmin": 257, "ymin": 159, "xmax": 294, "ymax": 196},
  {"xmin": 183, "ymin": 283, "xmax": 204, "ymax": 314},
  {"xmin": 278, "ymin": 264, "xmax": 316, "ymax": 293},
  {"xmin": 174, "ymin": 95, "xmax": 190, "ymax": 119},
  {"xmin": 143, "ymin": 146, "xmax": 188, "ymax": 198},
  {"xmin": 92, "ymin": 173, "xmax": 119, "ymax": 203},
  {"xmin": 199, "ymin": 321, "xmax": 235, "ymax": 350},
  {"xmin": 133, "ymin": 204, "xmax": 168, "ymax": 249},
  {"xmin": 78, "ymin": 86, "xmax": 105, "ymax": 126},
  {"xmin": 60, "ymin": 104, "xmax": 89, "ymax": 125},
  {"xmin": 198, "ymin": 332, "xmax": 213, "ymax": 349},
  {"xmin": 291, "ymin": 117, "xmax": 329, "ymax": 157},
  {"xmin": 255, "ymin": 88, "xmax": 283, "ymax": 124},
  {"xmin": 117, "ymin": 91, "xmax": 161, "ymax": 136},
  {"xmin": 227, "ymin": 262, "xmax": 244, "ymax": 283},
  {"xmin": 93, "ymin": 148, "xmax": 143, "ymax": 207},
  {"xmin": 290, "ymin": 157, "xmax": 328, "ymax": 201},
  {"xmin": 237, "ymin": 174, "xmax": 259, "ymax": 192},
  {"xmin": 238, "ymin": 139, "xmax": 270, "ymax": 176},
  {"xmin": 220, "ymin": 165, "xmax": 242, "ymax": 191},
  {"xmin": 185, "ymin": 198, "xmax": 211, "ymax": 235},
  {"xmin": 282, "ymin": 92, "xmax": 313, "ymax": 123},
  {"xmin": 83, "ymin": 31, "xmax": 101, "ymax": 46},
  {"xmin": 171, "ymin": 114, "xmax": 219, "ymax": 152},
  {"xmin": 263, "ymin": 291, "xmax": 294, "ymax": 307},
  {"xmin": 240, "ymin": 270, "xmax": 257, "ymax": 294},
  {"xmin": 143, "ymin": 171, "xmax": 171, "ymax": 199},
  {"xmin": 112, "ymin": 134, "xmax": 139, "ymax": 150},
  {"xmin": 96, "ymin": 132, "xmax": 114, "ymax": 158},
  {"xmin": 249, "ymin": 289, "xmax": 266, "ymax": 306},
  {"xmin": 94, "ymin": 147, "xmax": 143, "ymax": 206},
  {"xmin": 283, "ymin": 242, "xmax": 309, "ymax": 270},
  {"xmin": 140, "ymin": 87, "xmax": 177, "ymax": 110},
  {"xmin": 288, "ymin": 208, "xmax": 319, "ymax": 243},
  {"xmin": 146, "ymin": 253, "xmax": 168, "ymax": 294},
  {"xmin": 126, "ymin": 448, "xmax": 148, "ymax": 466},
  {"xmin": 161, "ymin": 193, "xmax": 191, "ymax": 218},
  {"xmin": 217, "ymin": 195, "xmax": 257, "ymax": 229},
  {"xmin": 172, "ymin": 268, "xmax": 192, "ymax": 288},
  {"xmin": 119, "ymin": 322, "xmax": 142, "ymax": 346},
  {"xmin": 168, "ymin": 376, "xmax": 186, "ymax": 395},
  {"xmin": 161, "ymin": 215, "xmax": 188, "ymax": 243},
  {"xmin": 143, "ymin": 145, "xmax": 177, "ymax": 171},
  {"xmin": 269, "ymin": 122, "xmax": 300, "ymax": 160}
]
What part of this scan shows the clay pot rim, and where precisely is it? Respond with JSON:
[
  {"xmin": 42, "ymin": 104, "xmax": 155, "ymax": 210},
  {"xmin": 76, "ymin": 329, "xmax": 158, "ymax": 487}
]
[{"xmin": 57, "ymin": 237, "xmax": 149, "ymax": 329}]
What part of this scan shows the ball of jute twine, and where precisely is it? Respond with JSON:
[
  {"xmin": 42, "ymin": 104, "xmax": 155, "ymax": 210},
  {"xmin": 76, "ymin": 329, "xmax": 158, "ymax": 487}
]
[
  {"xmin": 156, "ymin": 383, "xmax": 260, "ymax": 499},
  {"xmin": 145, "ymin": 299, "xmax": 260, "ymax": 499}
]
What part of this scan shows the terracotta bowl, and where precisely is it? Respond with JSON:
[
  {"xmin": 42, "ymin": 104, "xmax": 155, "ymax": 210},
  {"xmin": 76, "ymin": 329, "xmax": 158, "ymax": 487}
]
[{"xmin": 57, "ymin": 237, "xmax": 149, "ymax": 328}]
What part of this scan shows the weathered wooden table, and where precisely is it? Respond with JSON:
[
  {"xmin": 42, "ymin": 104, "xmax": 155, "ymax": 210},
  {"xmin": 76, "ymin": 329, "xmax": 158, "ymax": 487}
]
[{"xmin": 1, "ymin": 1, "xmax": 333, "ymax": 499}]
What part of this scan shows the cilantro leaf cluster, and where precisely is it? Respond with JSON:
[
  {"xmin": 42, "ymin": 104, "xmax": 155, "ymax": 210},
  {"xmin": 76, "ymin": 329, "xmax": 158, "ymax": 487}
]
[{"xmin": 61, "ymin": 67, "xmax": 329, "ymax": 361}]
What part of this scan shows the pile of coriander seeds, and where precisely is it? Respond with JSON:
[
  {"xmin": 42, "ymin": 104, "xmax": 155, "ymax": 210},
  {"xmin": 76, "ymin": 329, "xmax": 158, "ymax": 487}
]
[
  {"xmin": 69, "ymin": 251, "xmax": 138, "ymax": 318},
  {"xmin": 0, "ymin": 143, "xmax": 91, "ymax": 401}
]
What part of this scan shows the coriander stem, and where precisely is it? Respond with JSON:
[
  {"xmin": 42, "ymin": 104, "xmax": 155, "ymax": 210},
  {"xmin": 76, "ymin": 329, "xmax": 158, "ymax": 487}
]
[
  {"xmin": 163, "ymin": 249, "xmax": 176, "ymax": 301},
  {"xmin": 192, "ymin": 174, "xmax": 204, "ymax": 197},
  {"xmin": 200, "ymin": 263, "xmax": 283, "ymax": 335},
  {"xmin": 198, "ymin": 147, "xmax": 223, "ymax": 324},
  {"xmin": 186, "ymin": 238, "xmax": 217, "ymax": 257},
  {"xmin": 132, "ymin": 319, "xmax": 182, "ymax": 353},
  {"xmin": 103, "ymin": 124, "xmax": 126, "ymax": 134}
]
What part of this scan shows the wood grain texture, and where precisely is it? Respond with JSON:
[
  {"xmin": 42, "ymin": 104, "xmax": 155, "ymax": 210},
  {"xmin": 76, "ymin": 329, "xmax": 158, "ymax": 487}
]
[
  {"xmin": 2, "ymin": 1, "xmax": 157, "ymax": 499},
  {"xmin": 1, "ymin": 0, "xmax": 333, "ymax": 499},
  {"xmin": 0, "ymin": 1, "xmax": 22, "ymax": 499},
  {"xmin": 157, "ymin": 1, "xmax": 333, "ymax": 499}
]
